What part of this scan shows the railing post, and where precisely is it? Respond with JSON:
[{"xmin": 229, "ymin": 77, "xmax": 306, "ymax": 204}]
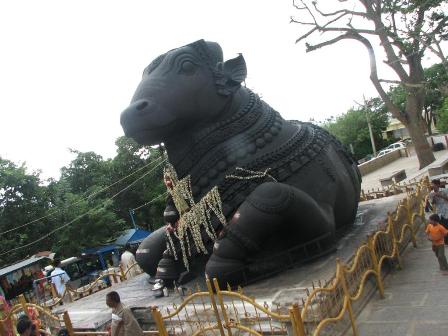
[
  {"xmin": 289, "ymin": 303, "xmax": 306, "ymax": 336},
  {"xmin": 367, "ymin": 235, "xmax": 385, "ymax": 299},
  {"xmin": 402, "ymin": 197, "xmax": 416, "ymax": 249},
  {"xmin": 423, "ymin": 176, "xmax": 430, "ymax": 190},
  {"xmin": 63, "ymin": 311, "xmax": 75, "ymax": 336},
  {"xmin": 19, "ymin": 294, "xmax": 30, "ymax": 318},
  {"xmin": 151, "ymin": 307, "xmax": 169, "ymax": 336},
  {"xmin": 206, "ymin": 277, "xmax": 226, "ymax": 336},
  {"xmin": 0, "ymin": 315, "xmax": 6, "ymax": 336},
  {"xmin": 119, "ymin": 265, "xmax": 126, "ymax": 281},
  {"xmin": 212, "ymin": 278, "xmax": 233, "ymax": 336},
  {"xmin": 388, "ymin": 213, "xmax": 403, "ymax": 269},
  {"xmin": 337, "ymin": 259, "xmax": 359, "ymax": 336},
  {"xmin": 409, "ymin": 222, "xmax": 418, "ymax": 249},
  {"xmin": 111, "ymin": 271, "xmax": 118, "ymax": 284},
  {"xmin": 50, "ymin": 283, "xmax": 58, "ymax": 300},
  {"xmin": 0, "ymin": 320, "xmax": 6, "ymax": 336},
  {"xmin": 65, "ymin": 288, "xmax": 73, "ymax": 303},
  {"xmin": 405, "ymin": 198, "xmax": 413, "ymax": 225}
]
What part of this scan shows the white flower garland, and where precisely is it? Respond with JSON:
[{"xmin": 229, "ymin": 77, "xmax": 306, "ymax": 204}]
[{"xmin": 164, "ymin": 163, "xmax": 226, "ymax": 270}]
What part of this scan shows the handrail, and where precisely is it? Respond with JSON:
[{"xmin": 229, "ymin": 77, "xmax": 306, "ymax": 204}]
[
  {"xmin": 66, "ymin": 273, "xmax": 110, "ymax": 294},
  {"xmin": 160, "ymin": 292, "xmax": 211, "ymax": 320},
  {"xmin": 343, "ymin": 244, "xmax": 371, "ymax": 274},
  {"xmin": 0, "ymin": 304, "xmax": 60, "ymax": 324},
  {"xmin": 215, "ymin": 291, "xmax": 290, "ymax": 321},
  {"xmin": 122, "ymin": 262, "xmax": 142, "ymax": 278},
  {"xmin": 38, "ymin": 268, "xmax": 124, "ymax": 308},
  {"xmin": 313, "ymin": 296, "xmax": 350, "ymax": 335},
  {"xmin": 301, "ymin": 262, "xmax": 343, "ymax": 320},
  {"xmin": 298, "ymin": 177, "xmax": 428, "ymax": 335}
]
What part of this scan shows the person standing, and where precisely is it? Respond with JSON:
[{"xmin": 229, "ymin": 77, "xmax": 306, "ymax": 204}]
[
  {"xmin": 106, "ymin": 291, "xmax": 143, "ymax": 336},
  {"xmin": 120, "ymin": 245, "xmax": 140, "ymax": 279},
  {"xmin": 426, "ymin": 214, "xmax": 448, "ymax": 271},
  {"xmin": 50, "ymin": 259, "xmax": 70, "ymax": 301},
  {"xmin": 428, "ymin": 179, "xmax": 448, "ymax": 224}
]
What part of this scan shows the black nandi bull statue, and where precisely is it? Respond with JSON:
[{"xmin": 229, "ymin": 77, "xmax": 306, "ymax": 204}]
[{"xmin": 120, "ymin": 40, "xmax": 361, "ymax": 286}]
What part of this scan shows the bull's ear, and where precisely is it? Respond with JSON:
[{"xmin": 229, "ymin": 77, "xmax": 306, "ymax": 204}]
[{"xmin": 222, "ymin": 54, "xmax": 247, "ymax": 84}]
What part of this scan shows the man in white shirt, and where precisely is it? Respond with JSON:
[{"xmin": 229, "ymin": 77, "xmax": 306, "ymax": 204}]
[
  {"xmin": 50, "ymin": 259, "xmax": 70, "ymax": 300},
  {"xmin": 120, "ymin": 245, "xmax": 141, "ymax": 279}
]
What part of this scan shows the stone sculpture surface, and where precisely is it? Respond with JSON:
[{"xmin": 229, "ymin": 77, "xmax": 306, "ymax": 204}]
[{"xmin": 120, "ymin": 40, "xmax": 361, "ymax": 286}]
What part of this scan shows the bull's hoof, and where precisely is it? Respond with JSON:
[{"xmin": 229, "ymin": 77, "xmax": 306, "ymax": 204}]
[
  {"xmin": 155, "ymin": 257, "xmax": 186, "ymax": 285},
  {"xmin": 135, "ymin": 227, "xmax": 167, "ymax": 276},
  {"xmin": 205, "ymin": 254, "xmax": 245, "ymax": 287}
]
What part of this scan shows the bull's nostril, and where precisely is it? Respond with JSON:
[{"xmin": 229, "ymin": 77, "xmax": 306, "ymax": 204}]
[{"xmin": 136, "ymin": 101, "xmax": 148, "ymax": 111}]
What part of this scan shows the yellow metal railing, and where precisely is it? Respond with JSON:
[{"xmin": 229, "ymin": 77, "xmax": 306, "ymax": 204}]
[
  {"xmin": 0, "ymin": 294, "xmax": 64, "ymax": 335},
  {"xmin": 38, "ymin": 263, "xmax": 144, "ymax": 307},
  {"xmin": 151, "ymin": 277, "xmax": 304, "ymax": 336},
  {"xmin": 299, "ymin": 177, "xmax": 429, "ymax": 336}
]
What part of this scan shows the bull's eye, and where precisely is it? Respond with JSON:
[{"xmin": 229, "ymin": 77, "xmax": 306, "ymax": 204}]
[{"xmin": 179, "ymin": 60, "xmax": 196, "ymax": 75}]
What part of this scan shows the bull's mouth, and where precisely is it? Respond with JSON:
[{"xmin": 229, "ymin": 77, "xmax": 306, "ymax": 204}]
[{"xmin": 123, "ymin": 123, "xmax": 178, "ymax": 145}]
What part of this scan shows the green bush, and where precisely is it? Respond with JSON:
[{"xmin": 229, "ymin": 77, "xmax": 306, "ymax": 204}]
[{"xmin": 437, "ymin": 97, "xmax": 448, "ymax": 133}]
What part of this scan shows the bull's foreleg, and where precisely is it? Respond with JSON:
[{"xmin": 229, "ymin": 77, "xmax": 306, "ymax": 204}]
[
  {"xmin": 205, "ymin": 182, "xmax": 335, "ymax": 286},
  {"xmin": 135, "ymin": 226, "xmax": 168, "ymax": 276}
]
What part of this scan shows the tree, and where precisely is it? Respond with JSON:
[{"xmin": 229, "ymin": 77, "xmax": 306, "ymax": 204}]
[
  {"xmin": 0, "ymin": 158, "xmax": 55, "ymax": 265},
  {"xmin": 387, "ymin": 63, "xmax": 448, "ymax": 135},
  {"xmin": 0, "ymin": 137, "xmax": 169, "ymax": 266},
  {"xmin": 107, "ymin": 137, "xmax": 166, "ymax": 232},
  {"xmin": 424, "ymin": 62, "xmax": 448, "ymax": 128},
  {"xmin": 57, "ymin": 140, "xmax": 166, "ymax": 239},
  {"xmin": 48, "ymin": 186, "xmax": 125, "ymax": 257},
  {"xmin": 436, "ymin": 97, "xmax": 448, "ymax": 132},
  {"xmin": 60, "ymin": 150, "xmax": 110, "ymax": 195},
  {"xmin": 387, "ymin": 62, "xmax": 448, "ymax": 135},
  {"xmin": 292, "ymin": 0, "xmax": 447, "ymax": 168},
  {"xmin": 322, "ymin": 97, "xmax": 390, "ymax": 159}
]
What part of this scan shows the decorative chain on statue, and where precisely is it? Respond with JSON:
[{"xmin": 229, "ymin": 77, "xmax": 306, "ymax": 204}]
[
  {"xmin": 163, "ymin": 163, "xmax": 226, "ymax": 270},
  {"xmin": 226, "ymin": 167, "xmax": 277, "ymax": 182}
]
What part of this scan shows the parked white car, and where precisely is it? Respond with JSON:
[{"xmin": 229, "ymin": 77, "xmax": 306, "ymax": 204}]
[
  {"xmin": 376, "ymin": 148, "xmax": 394, "ymax": 158},
  {"xmin": 386, "ymin": 141, "xmax": 406, "ymax": 150}
]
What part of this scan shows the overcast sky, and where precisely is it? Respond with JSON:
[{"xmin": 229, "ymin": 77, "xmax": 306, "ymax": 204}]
[{"xmin": 1, "ymin": 0, "xmax": 439, "ymax": 180}]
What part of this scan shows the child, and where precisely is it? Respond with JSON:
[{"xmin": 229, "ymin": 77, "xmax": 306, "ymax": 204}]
[{"xmin": 426, "ymin": 214, "xmax": 448, "ymax": 271}]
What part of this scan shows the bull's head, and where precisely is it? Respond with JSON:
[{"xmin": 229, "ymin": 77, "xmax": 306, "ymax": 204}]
[{"xmin": 120, "ymin": 40, "xmax": 247, "ymax": 145}]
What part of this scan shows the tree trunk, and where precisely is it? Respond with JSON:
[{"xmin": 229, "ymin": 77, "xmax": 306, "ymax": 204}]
[{"xmin": 405, "ymin": 96, "xmax": 435, "ymax": 169}]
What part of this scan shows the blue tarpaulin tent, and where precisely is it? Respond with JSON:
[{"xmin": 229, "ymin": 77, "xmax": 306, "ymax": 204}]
[
  {"xmin": 115, "ymin": 229, "xmax": 151, "ymax": 247},
  {"xmin": 82, "ymin": 244, "xmax": 118, "ymax": 256}
]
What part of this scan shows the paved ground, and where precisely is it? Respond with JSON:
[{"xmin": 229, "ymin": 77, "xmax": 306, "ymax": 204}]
[
  {"xmin": 361, "ymin": 148, "xmax": 448, "ymax": 191},
  {"xmin": 357, "ymin": 222, "xmax": 448, "ymax": 336}
]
